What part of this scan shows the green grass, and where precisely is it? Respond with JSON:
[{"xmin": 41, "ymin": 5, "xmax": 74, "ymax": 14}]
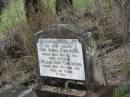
[
  {"xmin": 0, "ymin": 0, "xmax": 90, "ymax": 33},
  {"xmin": 74, "ymin": 0, "xmax": 91, "ymax": 8},
  {"xmin": 0, "ymin": 0, "xmax": 26, "ymax": 33},
  {"xmin": 114, "ymin": 85, "xmax": 130, "ymax": 97}
]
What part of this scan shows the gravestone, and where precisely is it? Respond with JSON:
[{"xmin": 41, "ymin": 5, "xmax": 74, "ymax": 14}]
[
  {"xmin": 37, "ymin": 38, "xmax": 85, "ymax": 80},
  {"xmin": 33, "ymin": 24, "xmax": 114, "ymax": 97}
]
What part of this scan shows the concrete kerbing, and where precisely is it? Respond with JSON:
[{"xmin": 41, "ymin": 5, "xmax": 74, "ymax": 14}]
[
  {"xmin": 18, "ymin": 89, "xmax": 32, "ymax": 97},
  {"xmin": 96, "ymin": 86, "xmax": 115, "ymax": 97},
  {"xmin": 86, "ymin": 91, "xmax": 98, "ymax": 97}
]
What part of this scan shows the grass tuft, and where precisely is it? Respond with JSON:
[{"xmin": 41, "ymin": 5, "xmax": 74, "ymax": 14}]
[{"xmin": 0, "ymin": 0, "xmax": 26, "ymax": 33}]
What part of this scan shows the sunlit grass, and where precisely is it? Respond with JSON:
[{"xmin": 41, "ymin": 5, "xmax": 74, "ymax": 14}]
[
  {"xmin": 74, "ymin": 0, "xmax": 91, "ymax": 8},
  {"xmin": 0, "ymin": 0, "xmax": 90, "ymax": 33},
  {"xmin": 0, "ymin": 0, "xmax": 26, "ymax": 33}
]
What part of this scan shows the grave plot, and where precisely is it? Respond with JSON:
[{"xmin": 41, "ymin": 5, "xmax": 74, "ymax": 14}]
[{"xmin": 33, "ymin": 24, "xmax": 114, "ymax": 97}]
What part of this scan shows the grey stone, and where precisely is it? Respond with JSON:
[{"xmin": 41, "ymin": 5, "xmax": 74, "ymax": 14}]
[
  {"xmin": 35, "ymin": 24, "xmax": 105, "ymax": 91},
  {"xmin": 0, "ymin": 85, "xmax": 33, "ymax": 97}
]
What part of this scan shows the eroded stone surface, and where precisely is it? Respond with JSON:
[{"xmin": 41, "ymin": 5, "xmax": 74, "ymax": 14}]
[{"xmin": 0, "ymin": 85, "xmax": 33, "ymax": 97}]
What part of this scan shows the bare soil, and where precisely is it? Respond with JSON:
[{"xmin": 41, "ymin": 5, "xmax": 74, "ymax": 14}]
[{"xmin": 101, "ymin": 43, "xmax": 130, "ymax": 85}]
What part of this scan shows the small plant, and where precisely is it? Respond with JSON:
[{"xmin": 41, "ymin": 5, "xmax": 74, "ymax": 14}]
[{"xmin": 114, "ymin": 84, "xmax": 130, "ymax": 97}]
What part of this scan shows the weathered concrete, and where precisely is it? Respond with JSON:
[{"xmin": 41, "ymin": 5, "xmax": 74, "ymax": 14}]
[
  {"xmin": 0, "ymin": 85, "xmax": 33, "ymax": 97},
  {"xmin": 35, "ymin": 24, "xmax": 105, "ymax": 91},
  {"xmin": 32, "ymin": 85, "xmax": 114, "ymax": 97}
]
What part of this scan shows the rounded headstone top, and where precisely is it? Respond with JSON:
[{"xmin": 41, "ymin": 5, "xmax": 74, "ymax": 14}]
[{"xmin": 34, "ymin": 24, "xmax": 97, "ymax": 39}]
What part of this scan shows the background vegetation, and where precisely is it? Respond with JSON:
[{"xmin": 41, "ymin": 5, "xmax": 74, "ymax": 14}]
[
  {"xmin": 0, "ymin": 0, "xmax": 130, "ymax": 97},
  {"xmin": 0, "ymin": 0, "xmax": 90, "ymax": 33}
]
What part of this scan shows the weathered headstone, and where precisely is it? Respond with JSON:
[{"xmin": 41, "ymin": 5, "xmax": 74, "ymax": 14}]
[
  {"xmin": 33, "ymin": 24, "xmax": 114, "ymax": 97},
  {"xmin": 37, "ymin": 38, "xmax": 85, "ymax": 80}
]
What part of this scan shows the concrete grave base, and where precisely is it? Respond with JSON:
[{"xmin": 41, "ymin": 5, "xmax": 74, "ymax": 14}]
[
  {"xmin": 34, "ymin": 24, "xmax": 115, "ymax": 97},
  {"xmin": 32, "ymin": 85, "xmax": 115, "ymax": 97}
]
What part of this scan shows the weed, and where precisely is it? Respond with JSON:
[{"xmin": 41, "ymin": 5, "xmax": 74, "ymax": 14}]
[{"xmin": 114, "ymin": 84, "xmax": 130, "ymax": 97}]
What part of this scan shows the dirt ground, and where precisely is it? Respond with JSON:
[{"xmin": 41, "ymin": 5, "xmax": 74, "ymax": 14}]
[{"xmin": 101, "ymin": 43, "xmax": 130, "ymax": 85}]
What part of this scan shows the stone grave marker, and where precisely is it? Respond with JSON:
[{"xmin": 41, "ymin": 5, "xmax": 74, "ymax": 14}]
[
  {"xmin": 33, "ymin": 24, "xmax": 114, "ymax": 97},
  {"xmin": 37, "ymin": 38, "xmax": 85, "ymax": 80}
]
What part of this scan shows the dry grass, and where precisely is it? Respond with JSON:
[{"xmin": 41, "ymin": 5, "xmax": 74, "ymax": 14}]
[
  {"xmin": 0, "ymin": 1, "xmax": 57, "ymax": 86},
  {"xmin": 0, "ymin": 1, "xmax": 130, "ymax": 96}
]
